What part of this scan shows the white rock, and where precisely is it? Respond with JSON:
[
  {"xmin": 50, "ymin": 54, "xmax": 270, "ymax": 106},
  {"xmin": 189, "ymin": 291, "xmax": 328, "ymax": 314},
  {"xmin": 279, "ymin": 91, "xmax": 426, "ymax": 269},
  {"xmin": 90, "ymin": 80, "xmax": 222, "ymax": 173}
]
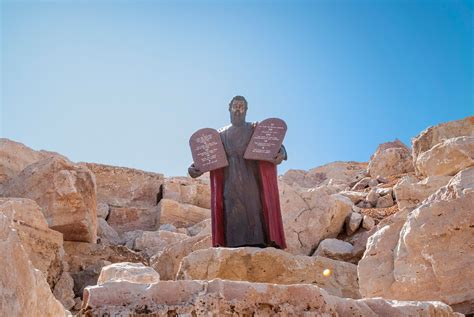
[
  {"xmin": 97, "ymin": 262, "xmax": 160, "ymax": 285},
  {"xmin": 314, "ymin": 238, "xmax": 354, "ymax": 262}
]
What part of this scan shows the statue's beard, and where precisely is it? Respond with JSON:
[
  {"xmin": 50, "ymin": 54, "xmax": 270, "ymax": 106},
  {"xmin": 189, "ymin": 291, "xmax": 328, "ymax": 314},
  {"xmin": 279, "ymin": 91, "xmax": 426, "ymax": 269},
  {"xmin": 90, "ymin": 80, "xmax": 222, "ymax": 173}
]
[{"xmin": 230, "ymin": 111, "xmax": 246, "ymax": 126}]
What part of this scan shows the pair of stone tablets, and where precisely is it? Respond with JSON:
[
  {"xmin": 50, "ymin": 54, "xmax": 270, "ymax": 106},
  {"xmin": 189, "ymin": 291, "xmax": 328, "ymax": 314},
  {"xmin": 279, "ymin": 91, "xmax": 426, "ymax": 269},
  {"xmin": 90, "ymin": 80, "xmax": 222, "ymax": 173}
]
[{"xmin": 189, "ymin": 118, "xmax": 287, "ymax": 173}]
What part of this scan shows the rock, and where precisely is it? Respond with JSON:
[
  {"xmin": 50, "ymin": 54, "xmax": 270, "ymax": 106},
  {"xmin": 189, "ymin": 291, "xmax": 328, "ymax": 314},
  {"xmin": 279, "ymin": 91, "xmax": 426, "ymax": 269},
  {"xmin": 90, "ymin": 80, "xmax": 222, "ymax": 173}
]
[
  {"xmin": 366, "ymin": 189, "xmax": 380, "ymax": 206},
  {"xmin": 187, "ymin": 218, "xmax": 212, "ymax": 237},
  {"xmin": 71, "ymin": 260, "xmax": 111, "ymax": 298},
  {"xmin": 0, "ymin": 156, "xmax": 97, "ymax": 242},
  {"xmin": 368, "ymin": 139, "xmax": 415, "ymax": 178},
  {"xmin": 362, "ymin": 215, "xmax": 375, "ymax": 230},
  {"xmin": 412, "ymin": 116, "xmax": 474, "ymax": 174},
  {"xmin": 0, "ymin": 198, "xmax": 64, "ymax": 288},
  {"xmin": 352, "ymin": 177, "xmax": 371, "ymax": 190},
  {"xmin": 83, "ymin": 162, "xmax": 164, "ymax": 208},
  {"xmin": 0, "ymin": 214, "xmax": 66, "ymax": 316},
  {"xmin": 162, "ymin": 177, "xmax": 211, "ymax": 209},
  {"xmin": 359, "ymin": 167, "xmax": 474, "ymax": 314},
  {"xmin": 133, "ymin": 230, "xmax": 189, "ymax": 257},
  {"xmin": 97, "ymin": 262, "xmax": 160, "ymax": 285},
  {"xmin": 0, "ymin": 138, "xmax": 64, "ymax": 185},
  {"xmin": 97, "ymin": 218, "xmax": 123, "ymax": 245},
  {"xmin": 376, "ymin": 193, "xmax": 395, "ymax": 208},
  {"xmin": 368, "ymin": 178, "xmax": 379, "ymax": 187},
  {"xmin": 96, "ymin": 202, "xmax": 109, "ymax": 219},
  {"xmin": 107, "ymin": 205, "xmax": 159, "ymax": 233},
  {"xmin": 281, "ymin": 161, "xmax": 367, "ymax": 188},
  {"xmin": 375, "ymin": 187, "xmax": 393, "ymax": 197},
  {"xmin": 158, "ymin": 198, "xmax": 210, "ymax": 228},
  {"xmin": 376, "ymin": 175, "xmax": 389, "ymax": 183},
  {"xmin": 357, "ymin": 200, "xmax": 373, "ymax": 208},
  {"xmin": 280, "ymin": 182, "xmax": 353, "ymax": 255},
  {"xmin": 345, "ymin": 212, "xmax": 362, "ymax": 236},
  {"xmin": 177, "ymin": 247, "xmax": 360, "ymax": 299},
  {"xmin": 73, "ymin": 297, "xmax": 82, "ymax": 311},
  {"xmin": 415, "ymin": 136, "xmax": 474, "ymax": 177},
  {"xmin": 121, "ymin": 230, "xmax": 144, "ymax": 250},
  {"xmin": 150, "ymin": 234, "xmax": 211, "ymax": 280},
  {"xmin": 80, "ymin": 278, "xmax": 460, "ymax": 317},
  {"xmin": 393, "ymin": 175, "xmax": 451, "ymax": 211},
  {"xmin": 339, "ymin": 190, "xmax": 367, "ymax": 204},
  {"xmin": 313, "ymin": 238, "xmax": 354, "ymax": 263},
  {"xmin": 158, "ymin": 223, "xmax": 177, "ymax": 232},
  {"xmin": 53, "ymin": 272, "xmax": 75, "ymax": 310}
]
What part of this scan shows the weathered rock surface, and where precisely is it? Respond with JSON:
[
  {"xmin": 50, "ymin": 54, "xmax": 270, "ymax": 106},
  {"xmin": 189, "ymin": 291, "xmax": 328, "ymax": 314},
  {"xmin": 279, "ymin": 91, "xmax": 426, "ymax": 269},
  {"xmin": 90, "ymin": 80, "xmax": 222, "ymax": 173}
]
[
  {"xmin": 0, "ymin": 156, "xmax": 97, "ymax": 242},
  {"xmin": 393, "ymin": 175, "xmax": 451, "ymax": 210},
  {"xmin": 345, "ymin": 212, "xmax": 363, "ymax": 236},
  {"xmin": 281, "ymin": 161, "xmax": 367, "ymax": 188},
  {"xmin": 158, "ymin": 198, "xmax": 211, "ymax": 228},
  {"xmin": 279, "ymin": 182, "xmax": 353, "ymax": 255},
  {"xmin": 97, "ymin": 217, "xmax": 123, "ymax": 245},
  {"xmin": 80, "ymin": 278, "xmax": 461, "ymax": 317},
  {"xmin": 0, "ymin": 198, "xmax": 64, "ymax": 288},
  {"xmin": 376, "ymin": 193, "xmax": 395, "ymax": 208},
  {"xmin": 97, "ymin": 262, "xmax": 160, "ymax": 285},
  {"xmin": 53, "ymin": 271, "xmax": 76, "ymax": 310},
  {"xmin": 187, "ymin": 218, "xmax": 212, "ymax": 237},
  {"xmin": 339, "ymin": 190, "xmax": 367, "ymax": 204},
  {"xmin": 107, "ymin": 205, "xmax": 159, "ymax": 233},
  {"xmin": 177, "ymin": 247, "xmax": 360, "ymax": 299},
  {"xmin": 0, "ymin": 138, "xmax": 64, "ymax": 184},
  {"xmin": 83, "ymin": 162, "xmax": 164, "ymax": 207},
  {"xmin": 359, "ymin": 167, "xmax": 474, "ymax": 314},
  {"xmin": 0, "ymin": 214, "xmax": 66, "ymax": 316},
  {"xmin": 412, "ymin": 116, "xmax": 474, "ymax": 173},
  {"xmin": 133, "ymin": 230, "xmax": 189, "ymax": 257},
  {"xmin": 314, "ymin": 238, "xmax": 354, "ymax": 263},
  {"xmin": 415, "ymin": 136, "xmax": 474, "ymax": 177},
  {"xmin": 368, "ymin": 139, "xmax": 414, "ymax": 178},
  {"xmin": 162, "ymin": 177, "xmax": 211, "ymax": 209}
]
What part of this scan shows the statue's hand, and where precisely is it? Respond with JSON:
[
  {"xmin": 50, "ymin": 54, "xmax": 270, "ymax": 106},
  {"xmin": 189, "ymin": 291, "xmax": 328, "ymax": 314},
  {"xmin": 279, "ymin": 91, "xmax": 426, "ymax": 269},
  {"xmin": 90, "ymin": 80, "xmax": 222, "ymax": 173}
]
[
  {"xmin": 188, "ymin": 163, "xmax": 203, "ymax": 178},
  {"xmin": 272, "ymin": 147, "xmax": 285, "ymax": 165}
]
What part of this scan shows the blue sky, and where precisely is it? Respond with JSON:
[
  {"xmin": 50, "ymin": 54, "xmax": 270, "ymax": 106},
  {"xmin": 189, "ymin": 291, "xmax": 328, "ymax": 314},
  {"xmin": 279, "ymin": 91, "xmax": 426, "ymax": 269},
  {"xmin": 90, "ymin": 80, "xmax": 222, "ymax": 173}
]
[{"xmin": 1, "ymin": 0, "xmax": 472, "ymax": 177}]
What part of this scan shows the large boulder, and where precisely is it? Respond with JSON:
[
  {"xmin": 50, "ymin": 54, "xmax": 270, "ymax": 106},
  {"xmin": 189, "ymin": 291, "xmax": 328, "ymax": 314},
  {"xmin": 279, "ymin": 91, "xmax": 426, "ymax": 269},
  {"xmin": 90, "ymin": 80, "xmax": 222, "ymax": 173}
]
[
  {"xmin": 0, "ymin": 198, "xmax": 64, "ymax": 288},
  {"xmin": 359, "ymin": 167, "xmax": 474, "ymax": 314},
  {"xmin": 0, "ymin": 156, "xmax": 97, "ymax": 242},
  {"xmin": 177, "ymin": 247, "xmax": 360, "ymax": 299},
  {"xmin": 158, "ymin": 198, "xmax": 211, "ymax": 228},
  {"xmin": 107, "ymin": 205, "xmax": 160, "ymax": 233},
  {"xmin": 412, "ymin": 116, "xmax": 474, "ymax": 174},
  {"xmin": 393, "ymin": 175, "xmax": 451, "ymax": 211},
  {"xmin": 80, "ymin": 278, "xmax": 461, "ymax": 317},
  {"xmin": 279, "ymin": 182, "xmax": 353, "ymax": 255},
  {"xmin": 415, "ymin": 136, "xmax": 474, "ymax": 177},
  {"xmin": 162, "ymin": 177, "xmax": 211, "ymax": 209},
  {"xmin": 368, "ymin": 139, "xmax": 414, "ymax": 178},
  {"xmin": 0, "ymin": 138, "xmax": 64, "ymax": 185},
  {"xmin": 281, "ymin": 161, "xmax": 367, "ymax": 188},
  {"xmin": 0, "ymin": 214, "xmax": 66, "ymax": 316},
  {"xmin": 83, "ymin": 162, "xmax": 164, "ymax": 208}
]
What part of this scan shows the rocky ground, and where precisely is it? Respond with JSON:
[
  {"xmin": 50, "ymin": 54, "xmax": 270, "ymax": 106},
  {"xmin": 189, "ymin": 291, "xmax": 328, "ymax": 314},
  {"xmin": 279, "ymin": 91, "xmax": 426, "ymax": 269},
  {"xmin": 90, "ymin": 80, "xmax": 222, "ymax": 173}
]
[{"xmin": 0, "ymin": 115, "xmax": 472, "ymax": 317}]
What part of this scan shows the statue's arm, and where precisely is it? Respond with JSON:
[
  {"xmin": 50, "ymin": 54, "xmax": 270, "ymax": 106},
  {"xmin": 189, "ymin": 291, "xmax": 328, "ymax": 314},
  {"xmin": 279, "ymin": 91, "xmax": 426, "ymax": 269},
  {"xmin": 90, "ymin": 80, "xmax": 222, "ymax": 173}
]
[{"xmin": 188, "ymin": 163, "xmax": 204, "ymax": 178}]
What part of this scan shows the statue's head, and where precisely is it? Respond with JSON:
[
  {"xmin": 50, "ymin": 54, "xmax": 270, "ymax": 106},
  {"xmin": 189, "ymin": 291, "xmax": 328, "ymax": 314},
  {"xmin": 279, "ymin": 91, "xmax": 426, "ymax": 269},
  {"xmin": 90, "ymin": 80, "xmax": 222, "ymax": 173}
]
[{"xmin": 229, "ymin": 95, "xmax": 248, "ymax": 126}]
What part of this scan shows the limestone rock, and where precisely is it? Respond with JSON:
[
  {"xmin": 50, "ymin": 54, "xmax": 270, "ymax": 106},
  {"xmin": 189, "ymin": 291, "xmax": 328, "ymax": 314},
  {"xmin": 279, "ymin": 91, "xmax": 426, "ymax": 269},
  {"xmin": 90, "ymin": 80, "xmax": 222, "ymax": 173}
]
[
  {"xmin": 376, "ymin": 193, "xmax": 395, "ymax": 208},
  {"xmin": 80, "ymin": 278, "xmax": 460, "ymax": 317},
  {"xmin": 352, "ymin": 177, "xmax": 372, "ymax": 190},
  {"xmin": 97, "ymin": 262, "xmax": 160, "ymax": 285},
  {"xmin": 53, "ymin": 271, "xmax": 75, "ymax": 310},
  {"xmin": 366, "ymin": 189, "xmax": 380, "ymax": 206},
  {"xmin": 345, "ymin": 212, "xmax": 362, "ymax": 236},
  {"xmin": 107, "ymin": 205, "xmax": 159, "ymax": 233},
  {"xmin": 187, "ymin": 218, "xmax": 212, "ymax": 237},
  {"xmin": 0, "ymin": 138, "xmax": 64, "ymax": 185},
  {"xmin": 158, "ymin": 198, "xmax": 210, "ymax": 228},
  {"xmin": 97, "ymin": 218, "xmax": 123, "ymax": 245},
  {"xmin": 96, "ymin": 202, "xmax": 110, "ymax": 219},
  {"xmin": 412, "ymin": 115, "xmax": 474, "ymax": 174},
  {"xmin": 415, "ymin": 136, "xmax": 474, "ymax": 177},
  {"xmin": 362, "ymin": 215, "xmax": 375, "ymax": 230},
  {"xmin": 0, "ymin": 156, "xmax": 97, "ymax": 242},
  {"xmin": 281, "ymin": 161, "xmax": 367, "ymax": 188},
  {"xmin": 339, "ymin": 190, "xmax": 367, "ymax": 204},
  {"xmin": 368, "ymin": 139, "xmax": 414, "ymax": 178},
  {"xmin": 133, "ymin": 230, "xmax": 189, "ymax": 257},
  {"xmin": 177, "ymin": 247, "xmax": 360, "ymax": 299},
  {"xmin": 0, "ymin": 198, "xmax": 64, "ymax": 288},
  {"xmin": 83, "ymin": 162, "xmax": 164, "ymax": 208},
  {"xmin": 162, "ymin": 177, "xmax": 211, "ymax": 209},
  {"xmin": 151, "ymin": 234, "xmax": 211, "ymax": 280},
  {"xmin": 0, "ymin": 214, "xmax": 66, "ymax": 316},
  {"xmin": 393, "ymin": 175, "xmax": 451, "ymax": 211},
  {"xmin": 313, "ymin": 238, "xmax": 354, "ymax": 263},
  {"xmin": 359, "ymin": 167, "xmax": 474, "ymax": 314},
  {"xmin": 280, "ymin": 182, "xmax": 353, "ymax": 255}
]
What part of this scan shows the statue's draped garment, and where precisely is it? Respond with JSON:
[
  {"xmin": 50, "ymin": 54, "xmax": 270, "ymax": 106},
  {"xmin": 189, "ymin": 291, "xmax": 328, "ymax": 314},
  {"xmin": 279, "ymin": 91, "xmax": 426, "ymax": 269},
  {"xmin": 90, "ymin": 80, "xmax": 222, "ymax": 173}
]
[{"xmin": 209, "ymin": 122, "xmax": 287, "ymax": 248}]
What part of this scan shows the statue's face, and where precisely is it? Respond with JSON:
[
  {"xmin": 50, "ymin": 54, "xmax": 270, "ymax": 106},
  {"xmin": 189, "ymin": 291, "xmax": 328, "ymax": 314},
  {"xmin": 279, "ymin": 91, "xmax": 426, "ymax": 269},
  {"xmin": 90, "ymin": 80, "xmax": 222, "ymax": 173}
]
[{"xmin": 229, "ymin": 100, "xmax": 247, "ymax": 126}]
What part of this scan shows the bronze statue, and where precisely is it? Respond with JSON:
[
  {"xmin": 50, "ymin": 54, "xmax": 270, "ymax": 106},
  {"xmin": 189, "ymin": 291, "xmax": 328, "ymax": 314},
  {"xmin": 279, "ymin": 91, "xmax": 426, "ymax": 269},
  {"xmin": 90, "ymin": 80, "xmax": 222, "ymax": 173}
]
[{"xmin": 189, "ymin": 96, "xmax": 287, "ymax": 248}]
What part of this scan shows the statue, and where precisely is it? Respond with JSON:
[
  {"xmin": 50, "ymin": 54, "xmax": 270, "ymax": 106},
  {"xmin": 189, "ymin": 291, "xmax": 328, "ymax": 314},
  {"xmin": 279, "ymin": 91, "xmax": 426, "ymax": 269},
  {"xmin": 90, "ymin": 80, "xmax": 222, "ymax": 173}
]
[{"xmin": 188, "ymin": 96, "xmax": 287, "ymax": 248}]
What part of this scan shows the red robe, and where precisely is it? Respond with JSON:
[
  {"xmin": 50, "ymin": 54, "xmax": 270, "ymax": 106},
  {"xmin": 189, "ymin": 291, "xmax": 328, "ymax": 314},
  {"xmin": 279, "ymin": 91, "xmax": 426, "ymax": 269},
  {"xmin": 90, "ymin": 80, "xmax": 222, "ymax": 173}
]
[{"xmin": 209, "ymin": 160, "xmax": 287, "ymax": 249}]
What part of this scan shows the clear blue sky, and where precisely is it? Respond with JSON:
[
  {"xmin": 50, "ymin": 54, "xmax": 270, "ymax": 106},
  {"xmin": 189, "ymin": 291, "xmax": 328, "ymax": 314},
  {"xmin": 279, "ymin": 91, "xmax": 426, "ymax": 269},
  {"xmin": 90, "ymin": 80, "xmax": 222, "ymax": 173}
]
[{"xmin": 1, "ymin": 0, "xmax": 472, "ymax": 177}]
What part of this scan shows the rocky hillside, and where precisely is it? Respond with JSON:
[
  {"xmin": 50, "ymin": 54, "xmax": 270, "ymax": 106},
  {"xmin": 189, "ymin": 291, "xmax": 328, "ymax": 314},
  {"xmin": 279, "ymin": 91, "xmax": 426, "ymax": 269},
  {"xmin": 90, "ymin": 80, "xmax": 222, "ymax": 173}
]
[{"xmin": 0, "ymin": 115, "xmax": 472, "ymax": 316}]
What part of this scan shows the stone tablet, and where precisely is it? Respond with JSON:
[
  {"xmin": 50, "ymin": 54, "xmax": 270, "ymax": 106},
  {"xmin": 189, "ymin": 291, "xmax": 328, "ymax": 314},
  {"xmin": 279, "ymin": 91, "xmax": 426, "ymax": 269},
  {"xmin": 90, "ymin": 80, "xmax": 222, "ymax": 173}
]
[
  {"xmin": 244, "ymin": 118, "xmax": 287, "ymax": 161},
  {"xmin": 189, "ymin": 128, "xmax": 228, "ymax": 173}
]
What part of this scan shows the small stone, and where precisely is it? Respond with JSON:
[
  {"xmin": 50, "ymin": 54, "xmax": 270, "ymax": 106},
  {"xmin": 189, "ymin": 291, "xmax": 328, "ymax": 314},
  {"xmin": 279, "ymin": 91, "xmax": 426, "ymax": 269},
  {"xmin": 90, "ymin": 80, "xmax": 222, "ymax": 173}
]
[
  {"xmin": 314, "ymin": 238, "xmax": 354, "ymax": 262},
  {"xmin": 366, "ymin": 189, "xmax": 380, "ymax": 207},
  {"xmin": 97, "ymin": 203, "xmax": 110, "ymax": 219},
  {"xmin": 345, "ymin": 212, "xmax": 363, "ymax": 236},
  {"xmin": 368, "ymin": 179, "xmax": 379, "ymax": 188},
  {"xmin": 159, "ymin": 224, "xmax": 177, "ymax": 232},
  {"xmin": 362, "ymin": 215, "xmax": 375, "ymax": 230},
  {"xmin": 376, "ymin": 194, "xmax": 395, "ymax": 208}
]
